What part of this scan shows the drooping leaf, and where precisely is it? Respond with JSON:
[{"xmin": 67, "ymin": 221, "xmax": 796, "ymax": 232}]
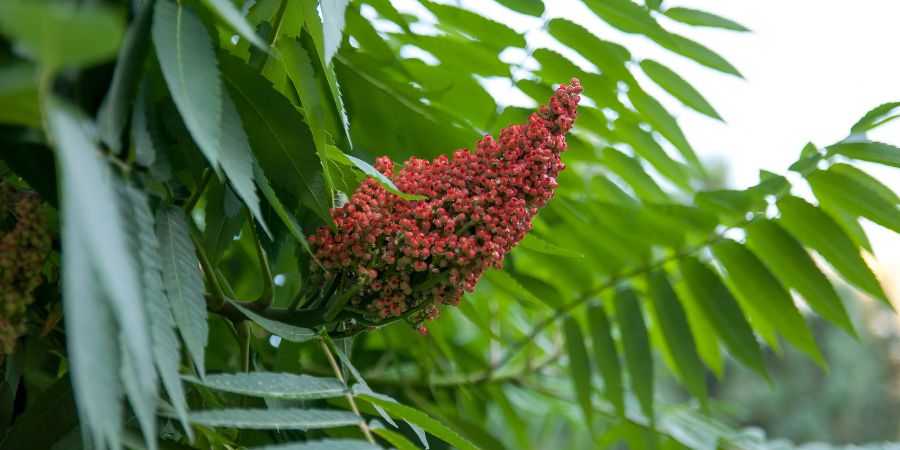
[
  {"xmin": 639, "ymin": 59, "xmax": 722, "ymax": 120},
  {"xmin": 184, "ymin": 408, "xmax": 361, "ymax": 429},
  {"xmin": 152, "ymin": 0, "xmax": 224, "ymax": 174},
  {"xmin": 97, "ymin": 0, "xmax": 153, "ymax": 153},
  {"xmin": 663, "ymin": 7, "xmax": 750, "ymax": 32},
  {"xmin": 679, "ymin": 258, "xmax": 768, "ymax": 379},
  {"xmin": 220, "ymin": 53, "xmax": 333, "ymax": 224},
  {"xmin": 777, "ymin": 196, "xmax": 889, "ymax": 304},
  {"xmin": 563, "ymin": 317, "xmax": 593, "ymax": 427},
  {"xmin": 646, "ymin": 272, "xmax": 708, "ymax": 407},
  {"xmin": 199, "ymin": 0, "xmax": 266, "ymax": 49},
  {"xmin": 806, "ymin": 168, "xmax": 900, "ymax": 233},
  {"xmin": 157, "ymin": 205, "xmax": 210, "ymax": 377},
  {"xmin": 228, "ymin": 298, "xmax": 317, "ymax": 342},
  {"xmin": 0, "ymin": 0, "xmax": 124, "ymax": 71},
  {"xmin": 185, "ymin": 372, "xmax": 346, "ymax": 399},
  {"xmin": 124, "ymin": 186, "xmax": 192, "ymax": 436},
  {"xmin": 628, "ymin": 86, "xmax": 701, "ymax": 169},
  {"xmin": 711, "ymin": 240, "xmax": 825, "ymax": 367},
  {"xmin": 614, "ymin": 287, "xmax": 654, "ymax": 421},
  {"xmin": 253, "ymin": 165, "xmax": 316, "ymax": 257},
  {"xmin": 587, "ymin": 304, "xmax": 624, "ymax": 416},
  {"xmin": 744, "ymin": 220, "xmax": 855, "ymax": 335},
  {"xmin": 356, "ymin": 394, "xmax": 480, "ymax": 450},
  {"xmin": 662, "ymin": 33, "xmax": 743, "ymax": 77},
  {"xmin": 827, "ymin": 140, "xmax": 900, "ymax": 168}
]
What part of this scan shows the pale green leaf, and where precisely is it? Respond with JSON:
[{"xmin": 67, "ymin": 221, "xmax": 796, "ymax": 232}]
[
  {"xmin": 827, "ymin": 140, "xmax": 900, "ymax": 168},
  {"xmin": 745, "ymin": 220, "xmax": 855, "ymax": 335},
  {"xmin": 545, "ymin": 19, "xmax": 633, "ymax": 83},
  {"xmin": 0, "ymin": 0, "xmax": 124, "ymax": 71},
  {"xmin": 777, "ymin": 196, "xmax": 890, "ymax": 304},
  {"xmin": 185, "ymin": 408, "xmax": 361, "ymax": 429},
  {"xmin": 807, "ymin": 168, "xmax": 900, "ymax": 233},
  {"xmin": 185, "ymin": 372, "xmax": 345, "ymax": 399},
  {"xmin": 200, "ymin": 0, "xmax": 266, "ymax": 49},
  {"xmin": 587, "ymin": 304, "xmax": 624, "ymax": 416},
  {"xmin": 851, "ymin": 101, "xmax": 900, "ymax": 133},
  {"xmin": 157, "ymin": 205, "xmax": 210, "ymax": 377},
  {"xmin": 663, "ymin": 7, "xmax": 750, "ymax": 32},
  {"xmin": 640, "ymin": 59, "xmax": 722, "ymax": 120},
  {"xmin": 371, "ymin": 426, "xmax": 419, "ymax": 450},
  {"xmin": 326, "ymin": 146, "xmax": 426, "ymax": 200},
  {"xmin": 422, "ymin": 1, "xmax": 526, "ymax": 50},
  {"xmin": 584, "ymin": 0, "xmax": 673, "ymax": 44},
  {"xmin": 628, "ymin": 86, "xmax": 701, "ymax": 168},
  {"xmin": 322, "ymin": 0, "xmax": 350, "ymax": 65},
  {"xmin": 613, "ymin": 120, "xmax": 693, "ymax": 190},
  {"xmin": 495, "ymin": 0, "xmax": 544, "ymax": 16},
  {"xmin": 711, "ymin": 240, "xmax": 825, "ymax": 367},
  {"xmin": 601, "ymin": 147, "xmax": 668, "ymax": 202},
  {"xmin": 662, "ymin": 33, "xmax": 742, "ymax": 77}
]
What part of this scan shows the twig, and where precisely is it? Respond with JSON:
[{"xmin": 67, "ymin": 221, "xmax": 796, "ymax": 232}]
[{"xmin": 319, "ymin": 339, "xmax": 376, "ymax": 444}]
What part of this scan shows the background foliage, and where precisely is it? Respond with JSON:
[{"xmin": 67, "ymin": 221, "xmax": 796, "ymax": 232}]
[{"xmin": 0, "ymin": 0, "xmax": 898, "ymax": 449}]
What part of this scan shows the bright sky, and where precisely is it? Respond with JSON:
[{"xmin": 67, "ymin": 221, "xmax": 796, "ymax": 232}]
[{"xmin": 387, "ymin": 0, "xmax": 900, "ymax": 296}]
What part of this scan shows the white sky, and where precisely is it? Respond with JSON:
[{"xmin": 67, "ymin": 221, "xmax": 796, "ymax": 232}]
[{"xmin": 388, "ymin": 0, "xmax": 900, "ymax": 295}]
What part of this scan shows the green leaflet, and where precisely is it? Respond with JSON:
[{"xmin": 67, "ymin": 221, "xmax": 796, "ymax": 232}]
[
  {"xmin": 807, "ymin": 168, "xmax": 900, "ymax": 233},
  {"xmin": 647, "ymin": 272, "xmax": 708, "ymax": 408},
  {"xmin": 584, "ymin": 0, "xmax": 673, "ymax": 45},
  {"xmin": 663, "ymin": 7, "xmax": 750, "ymax": 32},
  {"xmin": 662, "ymin": 33, "xmax": 743, "ymax": 78},
  {"xmin": 518, "ymin": 234, "xmax": 586, "ymax": 258},
  {"xmin": 601, "ymin": 147, "xmax": 668, "ymax": 202},
  {"xmin": 219, "ymin": 53, "xmax": 333, "ymax": 224},
  {"xmin": 253, "ymin": 440, "xmax": 381, "ymax": 450},
  {"xmin": 563, "ymin": 317, "xmax": 594, "ymax": 428},
  {"xmin": 640, "ymin": 59, "xmax": 722, "ymax": 120},
  {"xmin": 587, "ymin": 304, "xmax": 625, "ymax": 416},
  {"xmin": 421, "ymin": 1, "xmax": 525, "ymax": 50},
  {"xmin": 711, "ymin": 240, "xmax": 825, "ymax": 368},
  {"xmin": 827, "ymin": 140, "xmax": 900, "ymax": 168},
  {"xmin": 357, "ymin": 394, "xmax": 480, "ymax": 450},
  {"xmin": 546, "ymin": 19, "xmax": 633, "ymax": 84},
  {"xmin": 627, "ymin": 85, "xmax": 701, "ymax": 169},
  {"xmin": 185, "ymin": 372, "xmax": 346, "ymax": 399},
  {"xmin": 184, "ymin": 408, "xmax": 361, "ymax": 429},
  {"xmin": 851, "ymin": 101, "xmax": 900, "ymax": 132},
  {"xmin": 124, "ymin": 186, "xmax": 192, "ymax": 437},
  {"xmin": 614, "ymin": 287, "xmax": 654, "ymax": 422},
  {"xmin": 777, "ymin": 196, "xmax": 890, "ymax": 304},
  {"xmin": 228, "ymin": 298, "xmax": 317, "ymax": 342},
  {"xmin": 0, "ymin": 0, "xmax": 124, "ymax": 72},
  {"xmin": 745, "ymin": 220, "xmax": 856, "ymax": 336},
  {"xmin": 679, "ymin": 258, "xmax": 769, "ymax": 379},
  {"xmin": 199, "ymin": 0, "xmax": 266, "ymax": 50},
  {"xmin": 494, "ymin": 0, "xmax": 544, "ymax": 16},
  {"xmin": 325, "ymin": 145, "xmax": 425, "ymax": 200},
  {"xmin": 152, "ymin": 0, "xmax": 223, "ymax": 176},
  {"xmin": 156, "ymin": 205, "xmax": 210, "ymax": 377}
]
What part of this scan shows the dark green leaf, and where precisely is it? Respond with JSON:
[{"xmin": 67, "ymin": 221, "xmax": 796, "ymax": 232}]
[
  {"xmin": 587, "ymin": 304, "xmax": 624, "ymax": 416},
  {"xmin": 828, "ymin": 163, "xmax": 899, "ymax": 204},
  {"xmin": 647, "ymin": 272, "xmax": 708, "ymax": 407},
  {"xmin": 679, "ymin": 258, "xmax": 768, "ymax": 379},
  {"xmin": 601, "ymin": 147, "xmax": 668, "ymax": 202},
  {"xmin": 371, "ymin": 426, "xmax": 419, "ymax": 450},
  {"xmin": 546, "ymin": 19, "xmax": 633, "ymax": 83},
  {"xmin": 422, "ymin": 1, "xmax": 526, "ymax": 50},
  {"xmin": 613, "ymin": 120, "xmax": 693, "ymax": 190},
  {"xmin": 356, "ymin": 394, "xmax": 480, "ymax": 450},
  {"xmin": 185, "ymin": 372, "xmax": 346, "ymax": 399},
  {"xmin": 744, "ymin": 220, "xmax": 855, "ymax": 335},
  {"xmin": 220, "ymin": 53, "xmax": 333, "ymax": 224},
  {"xmin": 517, "ymin": 234, "xmax": 585, "ymax": 258},
  {"xmin": 807, "ymin": 168, "xmax": 900, "ymax": 233},
  {"xmin": 663, "ymin": 7, "xmax": 750, "ymax": 32},
  {"xmin": 326, "ymin": 146, "xmax": 425, "ymax": 200},
  {"xmin": 0, "ymin": 377, "xmax": 76, "ymax": 450},
  {"xmin": 0, "ymin": 63, "xmax": 40, "ymax": 128},
  {"xmin": 777, "ymin": 196, "xmax": 890, "ymax": 304},
  {"xmin": 185, "ymin": 408, "xmax": 361, "ymax": 429},
  {"xmin": 563, "ymin": 317, "xmax": 593, "ymax": 427},
  {"xmin": 157, "ymin": 205, "xmax": 210, "ymax": 377},
  {"xmin": 0, "ymin": 0, "xmax": 124, "ymax": 71},
  {"xmin": 153, "ymin": 0, "xmax": 223, "ymax": 174},
  {"xmin": 614, "ymin": 287, "xmax": 654, "ymax": 421},
  {"xmin": 662, "ymin": 33, "xmax": 742, "ymax": 77},
  {"xmin": 97, "ymin": 0, "xmax": 153, "ymax": 153},
  {"xmin": 639, "ymin": 59, "xmax": 721, "ymax": 120},
  {"xmin": 711, "ymin": 240, "xmax": 824, "ymax": 367},
  {"xmin": 827, "ymin": 140, "xmax": 900, "ymax": 168},
  {"xmin": 253, "ymin": 439, "xmax": 381, "ymax": 450}
]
